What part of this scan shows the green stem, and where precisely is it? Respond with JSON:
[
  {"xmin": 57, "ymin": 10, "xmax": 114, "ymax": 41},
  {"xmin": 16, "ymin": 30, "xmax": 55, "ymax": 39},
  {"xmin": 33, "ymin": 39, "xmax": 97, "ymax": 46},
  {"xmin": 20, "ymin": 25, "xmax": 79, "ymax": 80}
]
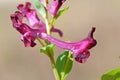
[
  {"xmin": 49, "ymin": 55, "xmax": 61, "ymax": 80},
  {"xmin": 49, "ymin": 16, "xmax": 55, "ymax": 30},
  {"xmin": 44, "ymin": 0, "xmax": 51, "ymax": 35},
  {"xmin": 37, "ymin": 37, "xmax": 45, "ymax": 46},
  {"xmin": 45, "ymin": 17, "xmax": 51, "ymax": 35},
  {"xmin": 43, "ymin": 1, "xmax": 60, "ymax": 80}
]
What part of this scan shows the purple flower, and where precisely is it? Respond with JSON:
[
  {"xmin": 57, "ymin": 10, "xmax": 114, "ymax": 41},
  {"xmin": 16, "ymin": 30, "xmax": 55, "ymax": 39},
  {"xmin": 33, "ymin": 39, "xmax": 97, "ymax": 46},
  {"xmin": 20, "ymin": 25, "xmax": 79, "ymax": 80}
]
[
  {"xmin": 17, "ymin": 2, "xmax": 42, "ymax": 27},
  {"xmin": 48, "ymin": 0, "xmax": 66, "ymax": 16},
  {"xmin": 10, "ymin": 2, "xmax": 63, "ymax": 47},
  {"xmin": 10, "ymin": 11, "xmax": 41, "ymax": 47},
  {"xmin": 41, "ymin": 27, "xmax": 97, "ymax": 63},
  {"xmin": 17, "ymin": 2, "xmax": 63, "ymax": 36}
]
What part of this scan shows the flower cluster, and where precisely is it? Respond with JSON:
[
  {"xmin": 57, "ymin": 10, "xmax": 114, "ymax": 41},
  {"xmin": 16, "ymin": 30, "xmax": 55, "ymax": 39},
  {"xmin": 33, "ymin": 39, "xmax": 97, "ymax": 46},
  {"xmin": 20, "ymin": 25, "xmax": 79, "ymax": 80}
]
[
  {"xmin": 10, "ymin": 1, "xmax": 97, "ymax": 63},
  {"xmin": 10, "ymin": 2, "xmax": 63, "ymax": 47}
]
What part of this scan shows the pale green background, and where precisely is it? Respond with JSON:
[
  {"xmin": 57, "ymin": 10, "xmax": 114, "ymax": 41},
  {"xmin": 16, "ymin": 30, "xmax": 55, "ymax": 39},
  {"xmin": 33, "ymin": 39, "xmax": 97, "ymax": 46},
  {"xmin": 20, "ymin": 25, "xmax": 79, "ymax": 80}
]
[{"xmin": 0, "ymin": 0, "xmax": 120, "ymax": 80}]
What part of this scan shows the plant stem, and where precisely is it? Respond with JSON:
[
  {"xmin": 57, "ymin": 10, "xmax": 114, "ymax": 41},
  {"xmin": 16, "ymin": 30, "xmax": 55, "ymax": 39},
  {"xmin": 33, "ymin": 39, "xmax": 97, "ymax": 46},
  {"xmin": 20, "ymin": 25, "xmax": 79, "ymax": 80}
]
[
  {"xmin": 44, "ymin": 0, "xmax": 51, "ymax": 35},
  {"xmin": 37, "ymin": 37, "xmax": 45, "ymax": 46},
  {"xmin": 49, "ymin": 55, "xmax": 61, "ymax": 80},
  {"xmin": 49, "ymin": 16, "xmax": 54, "ymax": 30},
  {"xmin": 43, "ymin": 1, "xmax": 60, "ymax": 79},
  {"xmin": 45, "ymin": 17, "xmax": 51, "ymax": 35}
]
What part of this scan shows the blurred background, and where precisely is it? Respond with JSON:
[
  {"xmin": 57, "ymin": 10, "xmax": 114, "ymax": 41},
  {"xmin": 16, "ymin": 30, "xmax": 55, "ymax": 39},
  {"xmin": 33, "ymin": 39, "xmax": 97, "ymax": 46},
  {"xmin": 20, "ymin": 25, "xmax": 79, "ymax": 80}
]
[{"xmin": 0, "ymin": 0, "xmax": 120, "ymax": 80}]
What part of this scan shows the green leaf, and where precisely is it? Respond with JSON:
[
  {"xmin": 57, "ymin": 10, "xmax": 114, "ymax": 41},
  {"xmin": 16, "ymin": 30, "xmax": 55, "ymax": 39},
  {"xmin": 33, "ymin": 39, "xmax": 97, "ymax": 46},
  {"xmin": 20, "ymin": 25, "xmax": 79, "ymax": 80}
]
[
  {"xmin": 33, "ymin": 0, "xmax": 46, "ymax": 18},
  {"xmin": 50, "ymin": 7, "xmax": 69, "ymax": 27},
  {"xmin": 101, "ymin": 68, "xmax": 120, "ymax": 80},
  {"xmin": 40, "ymin": 44, "xmax": 55, "ymax": 56},
  {"xmin": 56, "ymin": 50, "xmax": 73, "ymax": 80}
]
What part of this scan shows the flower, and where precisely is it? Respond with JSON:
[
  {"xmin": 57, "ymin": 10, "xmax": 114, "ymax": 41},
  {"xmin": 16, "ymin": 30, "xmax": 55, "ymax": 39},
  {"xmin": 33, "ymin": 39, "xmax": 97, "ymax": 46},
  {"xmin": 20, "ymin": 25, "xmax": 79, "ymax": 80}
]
[
  {"xmin": 48, "ymin": 0, "xmax": 66, "ymax": 16},
  {"xmin": 10, "ymin": 11, "xmax": 40, "ymax": 47},
  {"xmin": 41, "ymin": 27, "xmax": 97, "ymax": 63},
  {"xmin": 10, "ymin": 2, "xmax": 63, "ymax": 47},
  {"xmin": 17, "ymin": 2, "xmax": 63, "ymax": 37},
  {"xmin": 17, "ymin": 2, "xmax": 43, "ymax": 28}
]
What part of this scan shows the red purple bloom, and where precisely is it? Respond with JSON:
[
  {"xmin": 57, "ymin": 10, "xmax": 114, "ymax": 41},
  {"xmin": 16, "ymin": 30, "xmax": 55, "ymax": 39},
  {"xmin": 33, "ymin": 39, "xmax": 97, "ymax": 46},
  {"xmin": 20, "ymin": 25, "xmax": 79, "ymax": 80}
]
[
  {"xmin": 10, "ymin": 2, "xmax": 97, "ymax": 63},
  {"xmin": 41, "ymin": 27, "xmax": 97, "ymax": 63},
  {"xmin": 17, "ymin": 2, "xmax": 63, "ymax": 36},
  {"xmin": 10, "ymin": 2, "xmax": 63, "ymax": 47},
  {"xmin": 11, "ymin": 11, "xmax": 39, "ymax": 47},
  {"xmin": 48, "ymin": 0, "xmax": 66, "ymax": 16}
]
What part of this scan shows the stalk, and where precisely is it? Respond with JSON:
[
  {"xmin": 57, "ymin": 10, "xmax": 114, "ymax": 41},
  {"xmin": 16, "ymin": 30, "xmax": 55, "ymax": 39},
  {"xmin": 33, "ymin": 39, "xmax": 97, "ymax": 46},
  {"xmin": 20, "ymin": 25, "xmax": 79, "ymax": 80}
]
[{"xmin": 49, "ymin": 55, "xmax": 61, "ymax": 80}]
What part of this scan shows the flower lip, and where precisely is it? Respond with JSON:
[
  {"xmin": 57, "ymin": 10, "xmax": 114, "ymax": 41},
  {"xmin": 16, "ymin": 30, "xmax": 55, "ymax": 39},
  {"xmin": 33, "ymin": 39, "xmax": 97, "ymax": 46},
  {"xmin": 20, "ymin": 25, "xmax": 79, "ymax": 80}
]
[
  {"xmin": 75, "ymin": 50, "xmax": 90, "ymax": 63},
  {"xmin": 10, "ymin": 11, "xmax": 30, "ymax": 34},
  {"xmin": 11, "ymin": 11, "xmax": 23, "ymax": 25},
  {"xmin": 17, "ymin": 2, "xmax": 41, "ymax": 28},
  {"xmin": 17, "ymin": 2, "xmax": 31, "ymax": 13}
]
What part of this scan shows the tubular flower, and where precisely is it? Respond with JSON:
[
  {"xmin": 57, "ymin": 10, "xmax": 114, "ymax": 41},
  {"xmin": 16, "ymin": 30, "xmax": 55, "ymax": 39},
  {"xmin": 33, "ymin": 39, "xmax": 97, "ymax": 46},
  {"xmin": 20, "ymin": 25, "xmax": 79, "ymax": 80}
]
[
  {"xmin": 41, "ymin": 27, "xmax": 97, "ymax": 63},
  {"xmin": 17, "ymin": 2, "xmax": 63, "ymax": 37},
  {"xmin": 10, "ymin": 2, "xmax": 63, "ymax": 47},
  {"xmin": 48, "ymin": 0, "xmax": 66, "ymax": 16},
  {"xmin": 10, "ymin": 11, "xmax": 40, "ymax": 47}
]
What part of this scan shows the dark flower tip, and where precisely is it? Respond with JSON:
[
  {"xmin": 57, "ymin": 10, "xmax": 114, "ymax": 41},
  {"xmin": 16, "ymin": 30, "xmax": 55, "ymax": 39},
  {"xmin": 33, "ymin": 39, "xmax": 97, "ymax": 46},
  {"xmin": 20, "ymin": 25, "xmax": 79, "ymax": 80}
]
[{"xmin": 88, "ymin": 27, "xmax": 96, "ymax": 38}]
